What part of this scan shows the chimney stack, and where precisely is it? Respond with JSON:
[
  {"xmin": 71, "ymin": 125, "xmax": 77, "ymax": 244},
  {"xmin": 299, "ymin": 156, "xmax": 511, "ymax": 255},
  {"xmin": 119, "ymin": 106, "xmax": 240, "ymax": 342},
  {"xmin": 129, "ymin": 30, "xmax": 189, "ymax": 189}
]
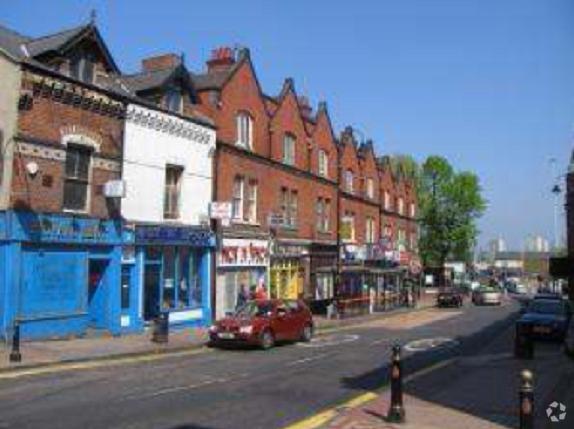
[
  {"xmin": 142, "ymin": 53, "xmax": 181, "ymax": 72},
  {"xmin": 206, "ymin": 47, "xmax": 235, "ymax": 73}
]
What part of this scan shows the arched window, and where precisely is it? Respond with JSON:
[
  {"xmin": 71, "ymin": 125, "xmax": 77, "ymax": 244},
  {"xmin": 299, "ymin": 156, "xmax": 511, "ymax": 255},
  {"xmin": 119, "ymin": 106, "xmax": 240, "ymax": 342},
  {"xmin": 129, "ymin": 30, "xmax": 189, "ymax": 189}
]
[{"xmin": 236, "ymin": 112, "xmax": 253, "ymax": 149}]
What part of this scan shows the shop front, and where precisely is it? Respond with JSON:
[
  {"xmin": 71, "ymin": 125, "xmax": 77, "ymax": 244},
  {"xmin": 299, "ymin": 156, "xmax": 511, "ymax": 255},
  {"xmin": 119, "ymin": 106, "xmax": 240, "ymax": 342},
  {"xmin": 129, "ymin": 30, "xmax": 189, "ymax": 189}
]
[
  {"xmin": 0, "ymin": 210, "xmax": 124, "ymax": 340},
  {"xmin": 131, "ymin": 224, "xmax": 215, "ymax": 329},
  {"xmin": 308, "ymin": 243, "xmax": 337, "ymax": 314},
  {"xmin": 215, "ymin": 238, "xmax": 269, "ymax": 319},
  {"xmin": 270, "ymin": 242, "xmax": 309, "ymax": 300}
]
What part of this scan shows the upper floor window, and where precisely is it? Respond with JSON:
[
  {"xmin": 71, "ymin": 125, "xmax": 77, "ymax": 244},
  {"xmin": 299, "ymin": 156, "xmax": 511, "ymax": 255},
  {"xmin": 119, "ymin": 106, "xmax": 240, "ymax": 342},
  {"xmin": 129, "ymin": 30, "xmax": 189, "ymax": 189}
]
[
  {"xmin": 283, "ymin": 134, "xmax": 296, "ymax": 166},
  {"xmin": 345, "ymin": 170, "xmax": 354, "ymax": 193},
  {"xmin": 236, "ymin": 112, "xmax": 253, "ymax": 149},
  {"xmin": 316, "ymin": 197, "xmax": 331, "ymax": 233},
  {"xmin": 410, "ymin": 231, "xmax": 417, "ymax": 251},
  {"xmin": 366, "ymin": 178, "xmax": 374, "ymax": 199},
  {"xmin": 383, "ymin": 191, "xmax": 390, "ymax": 211},
  {"xmin": 410, "ymin": 203, "xmax": 416, "ymax": 218},
  {"xmin": 365, "ymin": 217, "xmax": 376, "ymax": 244},
  {"xmin": 63, "ymin": 144, "xmax": 92, "ymax": 211},
  {"xmin": 246, "ymin": 180, "xmax": 258, "ymax": 223},
  {"xmin": 398, "ymin": 198, "xmax": 405, "ymax": 215},
  {"xmin": 341, "ymin": 212, "xmax": 355, "ymax": 242},
  {"xmin": 280, "ymin": 187, "xmax": 298, "ymax": 228},
  {"xmin": 383, "ymin": 224, "xmax": 393, "ymax": 239},
  {"xmin": 164, "ymin": 165, "xmax": 183, "ymax": 219},
  {"xmin": 318, "ymin": 150, "xmax": 329, "ymax": 178},
  {"xmin": 165, "ymin": 89, "xmax": 183, "ymax": 113},
  {"xmin": 232, "ymin": 176, "xmax": 245, "ymax": 220},
  {"xmin": 70, "ymin": 54, "xmax": 95, "ymax": 84}
]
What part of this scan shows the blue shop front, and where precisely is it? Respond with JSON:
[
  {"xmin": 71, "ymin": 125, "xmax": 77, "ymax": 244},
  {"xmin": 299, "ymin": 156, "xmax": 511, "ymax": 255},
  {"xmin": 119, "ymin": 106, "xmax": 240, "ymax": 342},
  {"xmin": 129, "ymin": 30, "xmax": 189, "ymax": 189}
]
[
  {"xmin": 0, "ymin": 211, "xmax": 125, "ymax": 340},
  {"xmin": 120, "ymin": 224, "xmax": 215, "ymax": 332}
]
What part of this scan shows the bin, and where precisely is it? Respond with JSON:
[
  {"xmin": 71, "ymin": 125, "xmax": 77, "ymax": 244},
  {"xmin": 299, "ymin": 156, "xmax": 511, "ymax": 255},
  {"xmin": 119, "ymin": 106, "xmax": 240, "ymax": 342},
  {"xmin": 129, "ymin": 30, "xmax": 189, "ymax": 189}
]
[{"xmin": 152, "ymin": 311, "xmax": 169, "ymax": 343}]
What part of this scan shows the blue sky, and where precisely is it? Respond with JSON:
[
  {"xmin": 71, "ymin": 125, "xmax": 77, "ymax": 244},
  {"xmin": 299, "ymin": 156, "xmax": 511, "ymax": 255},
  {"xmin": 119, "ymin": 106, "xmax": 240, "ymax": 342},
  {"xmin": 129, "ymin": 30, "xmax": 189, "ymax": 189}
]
[{"xmin": 2, "ymin": 0, "xmax": 574, "ymax": 250}]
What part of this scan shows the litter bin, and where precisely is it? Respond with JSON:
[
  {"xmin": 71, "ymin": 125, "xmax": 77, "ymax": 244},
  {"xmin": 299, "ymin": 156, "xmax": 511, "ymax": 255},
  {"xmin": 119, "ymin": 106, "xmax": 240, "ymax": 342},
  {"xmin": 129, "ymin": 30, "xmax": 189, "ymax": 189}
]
[{"xmin": 152, "ymin": 311, "xmax": 169, "ymax": 343}]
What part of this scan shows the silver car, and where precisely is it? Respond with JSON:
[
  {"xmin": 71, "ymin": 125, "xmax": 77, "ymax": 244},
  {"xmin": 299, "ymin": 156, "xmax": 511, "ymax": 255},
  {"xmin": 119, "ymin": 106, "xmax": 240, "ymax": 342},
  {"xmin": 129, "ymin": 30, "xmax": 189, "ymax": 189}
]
[{"xmin": 472, "ymin": 288, "xmax": 502, "ymax": 305}]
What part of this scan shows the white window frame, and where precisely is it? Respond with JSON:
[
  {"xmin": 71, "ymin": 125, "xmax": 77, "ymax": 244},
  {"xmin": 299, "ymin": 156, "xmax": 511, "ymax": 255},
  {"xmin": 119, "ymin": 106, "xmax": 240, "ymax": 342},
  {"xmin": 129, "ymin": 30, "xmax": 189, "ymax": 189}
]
[
  {"xmin": 345, "ymin": 170, "xmax": 354, "ymax": 193},
  {"xmin": 410, "ymin": 202, "xmax": 416, "ymax": 218},
  {"xmin": 384, "ymin": 191, "xmax": 391, "ymax": 211},
  {"xmin": 365, "ymin": 217, "xmax": 376, "ymax": 244},
  {"xmin": 236, "ymin": 112, "xmax": 253, "ymax": 149},
  {"xmin": 232, "ymin": 176, "xmax": 245, "ymax": 220},
  {"xmin": 398, "ymin": 198, "xmax": 404, "ymax": 215},
  {"xmin": 366, "ymin": 178, "xmax": 374, "ymax": 199},
  {"xmin": 318, "ymin": 150, "xmax": 328, "ymax": 178},
  {"xmin": 246, "ymin": 180, "xmax": 258, "ymax": 223},
  {"xmin": 163, "ymin": 165, "xmax": 183, "ymax": 220},
  {"xmin": 283, "ymin": 134, "xmax": 296, "ymax": 165}
]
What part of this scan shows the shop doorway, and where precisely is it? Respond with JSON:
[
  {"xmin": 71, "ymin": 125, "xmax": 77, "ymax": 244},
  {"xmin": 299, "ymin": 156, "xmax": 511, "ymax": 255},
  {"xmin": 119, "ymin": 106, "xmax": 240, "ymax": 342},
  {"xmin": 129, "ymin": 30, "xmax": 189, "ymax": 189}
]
[
  {"xmin": 144, "ymin": 264, "xmax": 161, "ymax": 321},
  {"xmin": 88, "ymin": 259, "xmax": 109, "ymax": 328}
]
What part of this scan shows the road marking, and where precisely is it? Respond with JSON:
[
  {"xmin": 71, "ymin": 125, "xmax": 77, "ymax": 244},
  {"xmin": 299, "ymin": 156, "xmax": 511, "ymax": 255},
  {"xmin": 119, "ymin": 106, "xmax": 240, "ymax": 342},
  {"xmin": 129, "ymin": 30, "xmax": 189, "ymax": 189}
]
[
  {"xmin": 281, "ymin": 357, "xmax": 458, "ymax": 429},
  {"xmin": 0, "ymin": 348, "xmax": 211, "ymax": 381},
  {"xmin": 404, "ymin": 337, "xmax": 460, "ymax": 353},
  {"xmin": 297, "ymin": 334, "xmax": 360, "ymax": 348},
  {"xmin": 287, "ymin": 353, "xmax": 331, "ymax": 367}
]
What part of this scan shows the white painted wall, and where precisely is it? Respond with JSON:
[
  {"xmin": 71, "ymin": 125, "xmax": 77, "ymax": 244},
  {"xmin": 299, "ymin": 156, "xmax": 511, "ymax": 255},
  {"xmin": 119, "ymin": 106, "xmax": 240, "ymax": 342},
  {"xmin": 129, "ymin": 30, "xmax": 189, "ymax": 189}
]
[{"xmin": 122, "ymin": 104, "xmax": 215, "ymax": 225}]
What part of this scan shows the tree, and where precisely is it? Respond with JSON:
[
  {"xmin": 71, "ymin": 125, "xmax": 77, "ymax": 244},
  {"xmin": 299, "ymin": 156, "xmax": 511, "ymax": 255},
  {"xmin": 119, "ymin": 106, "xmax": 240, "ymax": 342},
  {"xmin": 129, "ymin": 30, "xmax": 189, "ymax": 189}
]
[{"xmin": 417, "ymin": 156, "xmax": 486, "ymax": 280}]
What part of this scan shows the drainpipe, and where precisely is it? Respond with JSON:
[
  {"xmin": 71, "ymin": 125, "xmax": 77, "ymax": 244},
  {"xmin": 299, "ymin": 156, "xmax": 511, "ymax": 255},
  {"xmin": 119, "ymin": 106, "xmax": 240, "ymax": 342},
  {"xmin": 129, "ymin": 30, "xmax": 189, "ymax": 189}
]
[{"xmin": 210, "ymin": 141, "xmax": 220, "ymax": 322}]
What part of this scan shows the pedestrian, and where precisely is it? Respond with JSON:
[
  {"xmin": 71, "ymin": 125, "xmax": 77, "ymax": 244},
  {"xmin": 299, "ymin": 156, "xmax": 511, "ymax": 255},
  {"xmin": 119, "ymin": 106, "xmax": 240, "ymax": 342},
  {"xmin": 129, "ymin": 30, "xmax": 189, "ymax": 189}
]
[
  {"xmin": 236, "ymin": 283, "xmax": 248, "ymax": 309},
  {"xmin": 255, "ymin": 282, "xmax": 268, "ymax": 300}
]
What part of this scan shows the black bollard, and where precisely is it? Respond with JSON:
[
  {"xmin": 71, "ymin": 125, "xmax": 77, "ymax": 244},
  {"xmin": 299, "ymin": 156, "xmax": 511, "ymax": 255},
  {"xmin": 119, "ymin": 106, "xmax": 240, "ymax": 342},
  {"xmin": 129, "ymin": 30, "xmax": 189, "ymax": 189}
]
[
  {"xmin": 9, "ymin": 322, "xmax": 22, "ymax": 363},
  {"xmin": 514, "ymin": 322, "xmax": 534, "ymax": 359},
  {"xmin": 519, "ymin": 369, "xmax": 534, "ymax": 429},
  {"xmin": 387, "ymin": 344, "xmax": 406, "ymax": 423}
]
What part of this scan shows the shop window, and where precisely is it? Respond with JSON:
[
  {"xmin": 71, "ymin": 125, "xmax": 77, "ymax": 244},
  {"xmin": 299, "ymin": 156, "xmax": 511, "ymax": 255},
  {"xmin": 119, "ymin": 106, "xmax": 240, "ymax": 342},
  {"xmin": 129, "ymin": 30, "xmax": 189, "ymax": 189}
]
[
  {"xmin": 236, "ymin": 112, "xmax": 253, "ymax": 149},
  {"xmin": 121, "ymin": 265, "xmax": 131, "ymax": 310},
  {"xmin": 178, "ymin": 247, "xmax": 190, "ymax": 308},
  {"xmin": 189, "ymin": 252, "xmax": 202, "ymax": 307},
  {"xmin": 283, "ymin": 134, "xmax": 296, "ymax": 165},
  {"xmin": 163, "ymin": 247, "xmax": 176, "ymax": 309},
  {"xmin": 63, "ymin": 144, "xmax": 91, "ymax": 211},
  {"xmin": 146, "ymin": 246, "xmax": 162, "ymax": 262},
  {"xmin": 315, "ymin": 274, "xmax": 334, "ymax": 300},
  {"xmin": 318, "ymin": 150, "xmax": 328, "ymax": 178},
  {"xmin": 164, "ymin": 165, "xmax": 183, "ymax": 219}
]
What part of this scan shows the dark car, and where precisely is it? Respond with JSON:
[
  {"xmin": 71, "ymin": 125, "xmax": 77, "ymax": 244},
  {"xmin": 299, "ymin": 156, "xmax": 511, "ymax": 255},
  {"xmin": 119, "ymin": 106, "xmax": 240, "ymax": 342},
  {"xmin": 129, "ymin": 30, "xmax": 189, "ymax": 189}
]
[
  {"xmin": 208, "ymin": 299, "xmax": 314, "ymax": 350},
  {"xmin": 437, "ymin": 288, "xmax": 463, "ymax": 308},
  {"xmin": 518, "ymin": 299, "xmax": 572, "ymax": 342}
]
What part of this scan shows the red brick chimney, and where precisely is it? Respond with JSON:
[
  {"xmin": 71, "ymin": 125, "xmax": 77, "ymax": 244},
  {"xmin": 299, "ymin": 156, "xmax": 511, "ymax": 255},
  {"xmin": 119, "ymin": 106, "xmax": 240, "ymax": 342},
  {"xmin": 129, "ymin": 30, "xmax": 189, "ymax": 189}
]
[
  {"xmin": 206, "ymin": 47, "xmax": 235, "ymax": 73},
  {"xmin": 142, "ymin": 53, "xmax": 181, "ymax": 72},
  {"xmin": 298, "ymin": 96, "xmax": 312, "ymax": 118}
]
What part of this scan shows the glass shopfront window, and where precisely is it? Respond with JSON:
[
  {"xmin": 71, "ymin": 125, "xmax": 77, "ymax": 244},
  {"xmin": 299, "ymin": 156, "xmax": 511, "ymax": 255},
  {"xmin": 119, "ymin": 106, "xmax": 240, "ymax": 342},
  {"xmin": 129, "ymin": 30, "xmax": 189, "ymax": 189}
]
[{"xmin": 163, "ymin": 247, "xmax": 176, "ymax": 309}]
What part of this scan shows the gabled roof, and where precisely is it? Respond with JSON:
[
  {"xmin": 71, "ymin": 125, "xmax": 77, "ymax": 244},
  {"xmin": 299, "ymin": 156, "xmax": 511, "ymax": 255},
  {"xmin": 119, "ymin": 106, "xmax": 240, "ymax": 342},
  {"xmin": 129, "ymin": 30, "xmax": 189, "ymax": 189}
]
[
  {"xmin": 122, "ymin": 67, "xmax": 178, "ymax": 92},
  {"xmin": 0, "ymin": 23, "xmax": 29, "ymax": 59},
  {"xmin": 25, "ymin": 25, "xmax": 86, "ymax": 57},
  {"xmin": 191, "ymin": 47, "xmax": 249, "ymax": 91}
]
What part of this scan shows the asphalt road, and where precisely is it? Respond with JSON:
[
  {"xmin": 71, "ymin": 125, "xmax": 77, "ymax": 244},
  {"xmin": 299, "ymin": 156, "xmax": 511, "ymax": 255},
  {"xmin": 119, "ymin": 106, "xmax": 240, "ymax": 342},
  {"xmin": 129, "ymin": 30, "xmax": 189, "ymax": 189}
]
[{"xmin": 0, "ymin": 300, "xmax": 520, "ymax": 429}]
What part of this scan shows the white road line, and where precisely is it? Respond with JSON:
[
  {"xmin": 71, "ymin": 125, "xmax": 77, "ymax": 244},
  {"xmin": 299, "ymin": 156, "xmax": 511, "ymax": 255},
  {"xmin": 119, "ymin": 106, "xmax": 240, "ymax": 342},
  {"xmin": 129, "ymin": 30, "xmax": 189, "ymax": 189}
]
[
  {"xmin": 286, "ymin": 353, "xmax": 331, "ymax": 367},
  {"xmin": 369, "ymin": 339, "xmax": 392, "ymax": 346}
]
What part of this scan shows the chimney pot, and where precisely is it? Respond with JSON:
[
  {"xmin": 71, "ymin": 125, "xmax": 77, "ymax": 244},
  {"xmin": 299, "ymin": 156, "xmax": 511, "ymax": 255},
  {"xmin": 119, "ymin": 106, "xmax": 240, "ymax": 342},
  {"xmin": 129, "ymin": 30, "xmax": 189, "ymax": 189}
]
[
  {"xmin": 206, "ymin": 46, "xmax": 236, "ymax": 73},
  {"xmin": 142, "ymin": 53, "xmax": 181, "ymax": 72}
]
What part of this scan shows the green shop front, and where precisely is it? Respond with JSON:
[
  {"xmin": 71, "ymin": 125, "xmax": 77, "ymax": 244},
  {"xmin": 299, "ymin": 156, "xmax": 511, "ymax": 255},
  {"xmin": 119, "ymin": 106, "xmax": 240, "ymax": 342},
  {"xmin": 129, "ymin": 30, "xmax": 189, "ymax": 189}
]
[{"xmin": 124, "ymin": 224, "xmax": 215, "ymax": 330}]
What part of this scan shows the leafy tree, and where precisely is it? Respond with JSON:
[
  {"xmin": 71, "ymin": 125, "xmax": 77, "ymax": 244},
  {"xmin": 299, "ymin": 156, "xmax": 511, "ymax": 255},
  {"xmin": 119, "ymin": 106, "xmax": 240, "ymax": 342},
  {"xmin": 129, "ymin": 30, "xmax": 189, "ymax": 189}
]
[{"xmin": 417, "ymin": 156, "xmax": 486, "ymax": 276}]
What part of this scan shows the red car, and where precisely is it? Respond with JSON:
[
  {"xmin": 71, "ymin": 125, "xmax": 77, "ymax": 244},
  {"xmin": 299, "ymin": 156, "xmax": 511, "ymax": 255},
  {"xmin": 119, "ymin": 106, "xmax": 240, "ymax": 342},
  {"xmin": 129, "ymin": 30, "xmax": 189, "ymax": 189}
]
[{"xmin": 208, "ymin": 299, "xmax": 314, "ymax": 349}]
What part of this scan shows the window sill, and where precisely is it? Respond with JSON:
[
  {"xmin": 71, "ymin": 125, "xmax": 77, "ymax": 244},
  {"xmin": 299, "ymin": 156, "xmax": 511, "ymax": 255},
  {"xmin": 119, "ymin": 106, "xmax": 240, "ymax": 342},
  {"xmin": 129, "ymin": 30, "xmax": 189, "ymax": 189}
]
[
  {"xmin": 62, "ymin": 208, "xmax": 89, "ymax": 215},
  {"xmin": 231, "ymin": 219, "xmax": 260, "ymax": 226}
]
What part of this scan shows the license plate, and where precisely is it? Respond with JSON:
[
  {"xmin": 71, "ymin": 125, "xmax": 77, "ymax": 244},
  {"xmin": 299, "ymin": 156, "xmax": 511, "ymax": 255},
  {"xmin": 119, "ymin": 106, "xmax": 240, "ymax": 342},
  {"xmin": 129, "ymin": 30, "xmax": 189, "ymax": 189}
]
[
  {"xmin": 218, "ymin": 332, "xmax": 235, "ymax": 339},
  {"xmin": 533, "ymin": 326, "xmax": 551, "ymax": 334}
]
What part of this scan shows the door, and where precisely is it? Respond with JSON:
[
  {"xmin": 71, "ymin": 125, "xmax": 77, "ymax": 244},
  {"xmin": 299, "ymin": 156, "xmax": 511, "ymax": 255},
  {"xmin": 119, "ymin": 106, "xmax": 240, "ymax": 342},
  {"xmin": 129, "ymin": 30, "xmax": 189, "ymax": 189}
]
[
  {"xmin": 144, "ymin": 264, "xmax": 161, "ymax": 321},
  {"xmin": 88, "ymin": 259, "xmax": 109, "ymax": 328},
  {"xmin": 272, "ymin": 300, "xmax": 295, "ymax": 341}
]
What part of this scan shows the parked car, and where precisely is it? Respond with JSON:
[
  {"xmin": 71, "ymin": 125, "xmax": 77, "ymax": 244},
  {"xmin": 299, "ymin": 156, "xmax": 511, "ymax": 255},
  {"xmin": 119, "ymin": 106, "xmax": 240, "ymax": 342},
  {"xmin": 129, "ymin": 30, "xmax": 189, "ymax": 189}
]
[
  {"xmin": 518, "ymin": 298, "xmax": 572, "ymax": 342},
  {"xmin": 208, "ymin": 299, "xmax": 314, "ymax": 350},
  {"xmin": 436, "ymin": 288, "xmax": 464, "ymax": 308},
  {"xmin": 533, "ymin": 293, "xmax": 562, "ymax": 301},
  {"xmin": 472, "ymin": 287, "xmax": 502, "ymax": 306}
]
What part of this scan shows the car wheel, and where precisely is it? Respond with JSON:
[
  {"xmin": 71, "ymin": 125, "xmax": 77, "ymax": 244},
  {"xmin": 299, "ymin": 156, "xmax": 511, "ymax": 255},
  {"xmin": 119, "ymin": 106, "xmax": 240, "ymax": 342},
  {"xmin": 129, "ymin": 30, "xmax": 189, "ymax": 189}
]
[
  {"xmin": 260, "ymin": 329, "xmax": 275, "ymax": 350},
  {"xmin": 301, "ymin": 324, "xmax": 313, "ymax": 342}
]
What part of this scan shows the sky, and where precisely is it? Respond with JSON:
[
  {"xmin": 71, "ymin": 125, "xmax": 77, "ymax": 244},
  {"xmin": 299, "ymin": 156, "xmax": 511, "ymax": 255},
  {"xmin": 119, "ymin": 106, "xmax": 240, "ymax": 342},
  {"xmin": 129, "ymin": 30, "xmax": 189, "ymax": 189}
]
[{"xmin": 2, "ymin": 0, "xmax": 574, "ymax": 250}]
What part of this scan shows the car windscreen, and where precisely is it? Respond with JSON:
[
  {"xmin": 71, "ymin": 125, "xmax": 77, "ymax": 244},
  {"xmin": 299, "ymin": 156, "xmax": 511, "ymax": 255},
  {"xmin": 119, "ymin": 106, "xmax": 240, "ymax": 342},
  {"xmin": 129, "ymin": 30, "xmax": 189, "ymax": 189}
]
[
  {"xmin": 527, "ymin": 300, "xmax": 563, "ymax": 315},
  {"xmin": 235, "ymin": 301, "xmax": 273, "ymax": 317}
]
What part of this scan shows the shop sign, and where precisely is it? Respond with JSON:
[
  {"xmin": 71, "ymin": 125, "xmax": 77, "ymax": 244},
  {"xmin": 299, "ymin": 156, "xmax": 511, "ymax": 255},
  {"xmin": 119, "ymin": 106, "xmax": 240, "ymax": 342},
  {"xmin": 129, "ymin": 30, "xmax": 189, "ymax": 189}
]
[
  {"xmin": 209, "ymin": 202, "xmax": 232, "ymax": 220},
  {"xmin": 10, "ymin": 211, "xmax": 122, "ymax": 244},
  {"xmin": 273, "ymin": 243, "xmax": 309, "ymax": 257},
  {"xmin": 135, "ymin": 225, "xmax": 215, "ymax": 247},
  {"xmin": 219, "ymin": 239, "xmax": 269, "ymax": 267}
]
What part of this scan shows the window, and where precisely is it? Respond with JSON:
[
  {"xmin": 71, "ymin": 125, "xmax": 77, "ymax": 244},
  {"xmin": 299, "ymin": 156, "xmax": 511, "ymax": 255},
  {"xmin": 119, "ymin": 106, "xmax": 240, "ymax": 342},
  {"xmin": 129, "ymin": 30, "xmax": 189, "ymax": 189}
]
[
  {"xmin": 366, "ymin": 217, "xmax": 376, "ymax": 244},
  {"xmin": 410, "ymin": 203, "xmax": 416, "ymax": 218},
  {"xmin": 316, "ymin": 198, "xmax": 331, "ymax": 233},
  {"xmin": 165, "ymin": 89, "xmax": 182, "ymax": 113},
  {"xmin": 341, "ymin": 213, "xmax": 355, "ymax": 242},
  {"xmin": 345, "ymin": 170, "xmax": 354, "ymax": 193},
  {"xmin": 410, "ymin": 232, "xmax": 417, "ymax": 251},
  {"xmin": 318, "ymin": 150, "xmax": 329, "ymax": 178},
  {"xmin": 384, "ymin": 191, "xmax": 391, "ymax": 211},
  {"xmin": 398, "ymin": 198, "xmax": 404, "ymax": 215},
  {"xmin": 283, "ymin": 134, "xmax": 296, "ymax": 165},
  {"xmin": 280, "ymin": 187, "xmax": 298, "ymax": 228},
  {"xmin": 236, "ymin": 112, "xmax": 253, "ymax": 148},
  {"xmin": 246, "ymin": 181, "xmax": 258, "ymax": 223},
  {"xmin": 70, "ymin": 54, "xmax": 94, "ymax": 84},
  {"xmin": 232, "ymin": 176, "xmax": 245, "ymax": 220},
  {"xmin": 164, "ymin": 165, "xmax": 183, "ymax": 219},
  {"xmin": 383, "ymin": 224, "xmax": 393, "ymax": 239},
  {"xmin": 366, "ymin": 178, "xmax": 374, "ymax": 199},
  {"xmin": 63, "ymin": 144, "xmax": 91, "ymax": 211},
  {"xmin": 398, "ymin": 228, "xmax": 406, "ymax": 250}
]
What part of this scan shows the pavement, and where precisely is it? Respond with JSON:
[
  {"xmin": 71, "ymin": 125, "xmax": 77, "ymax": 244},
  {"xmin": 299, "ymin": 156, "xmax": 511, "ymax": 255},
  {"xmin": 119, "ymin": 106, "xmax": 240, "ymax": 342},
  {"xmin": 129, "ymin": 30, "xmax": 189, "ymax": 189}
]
[
  {"xmin": 0, "ymin": 296, "xmax": 520, "ymax": 429},
  {"xmin": 0, "ymin": 293, "xmax": 437, "ymax": 372},
  {"xmin": 300, "ymin": 305, "xmax": 574, "ymax": 429}
]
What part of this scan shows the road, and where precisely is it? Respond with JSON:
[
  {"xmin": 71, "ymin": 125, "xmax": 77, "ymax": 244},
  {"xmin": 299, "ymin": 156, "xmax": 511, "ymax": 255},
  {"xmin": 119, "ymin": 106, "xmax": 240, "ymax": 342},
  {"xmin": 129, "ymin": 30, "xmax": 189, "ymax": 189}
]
[{"xmin": 0, "ymin": 301, "xmax": 519, "ymax": 429}]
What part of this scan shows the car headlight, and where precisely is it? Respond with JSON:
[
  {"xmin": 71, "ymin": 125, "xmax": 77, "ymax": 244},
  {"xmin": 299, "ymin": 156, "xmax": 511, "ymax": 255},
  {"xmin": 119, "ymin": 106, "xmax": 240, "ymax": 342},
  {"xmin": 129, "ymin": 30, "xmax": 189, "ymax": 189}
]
[
  {"xmin": 208, "ymin": 325, "xmax": 218, "ymax": 333},
  {"xmin": 239, "ymin": 325, "xmax": 253, "ymax": 335}
]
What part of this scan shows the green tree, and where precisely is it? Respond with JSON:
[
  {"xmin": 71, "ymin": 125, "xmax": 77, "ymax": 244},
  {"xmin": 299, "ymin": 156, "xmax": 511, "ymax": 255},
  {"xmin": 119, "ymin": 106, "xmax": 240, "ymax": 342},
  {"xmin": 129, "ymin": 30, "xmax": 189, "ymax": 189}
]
[{"xmin": 417, "ymin": 156, "xmax": 486, "ymax": 276}]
